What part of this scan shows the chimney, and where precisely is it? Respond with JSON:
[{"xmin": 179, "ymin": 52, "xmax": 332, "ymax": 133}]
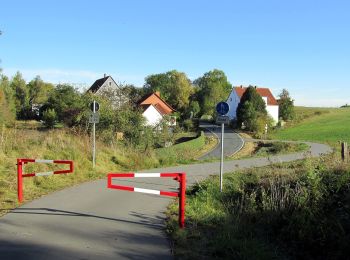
[
  {"xmin": 240, "ymin": 85, "xmax": 243, "ymax": 88},
  {"xmin": 104, "ymin": 73, "xmax": 107, "ymax": 78},
  {"xmin": 254, "ymin": 86, "xmax": 257, "ymax": 89}
]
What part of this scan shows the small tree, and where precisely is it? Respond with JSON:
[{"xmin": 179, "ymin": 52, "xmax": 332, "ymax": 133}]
[
  {"xmin": 42, "ymin": 108, "xmax": 57, "ymax": 128},
  {"xmin": 278, "ymin": 89, "xmax": 295, "ymax": 121},
  {"xmin": 236, "ymin": 86, "xmax": 268, "ymax": 132}
]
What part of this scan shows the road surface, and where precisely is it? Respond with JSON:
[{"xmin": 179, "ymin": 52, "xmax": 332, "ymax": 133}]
[
  {"xmin": 198, "ymin": 122, "xmax": 244, "ymax": 160},
  {"xmin": 0, "ymin": 141, "xmax": 332, "ymax": 259}
]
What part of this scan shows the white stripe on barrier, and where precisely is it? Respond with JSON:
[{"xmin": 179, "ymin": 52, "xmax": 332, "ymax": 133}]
[
  {"xmin": 134, "ymin": 187, "xmax": 161, "ymax": 195},
  {"xmin": 35, "ymin": 159, "xmax": 54, "ymax": 163},
  {"xmin": 35, "ymin": 171, "xmax": 54, "ymax": 176},
  {"xmin": 134, "ymin": 173, "xmax": 161, "ymax": 178}
]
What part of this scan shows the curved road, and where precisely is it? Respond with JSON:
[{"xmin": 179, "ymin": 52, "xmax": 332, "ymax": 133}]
[
  {"xmin": 198, "ymin": 122, "xmax": 244, "ymax": 160},
  {"xmin": 0, "ymin": 141, "xmax": 332, "ymax": 259}
]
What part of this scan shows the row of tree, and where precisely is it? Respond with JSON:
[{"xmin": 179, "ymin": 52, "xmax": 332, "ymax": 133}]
[{"xmin": 0, "ymin": 69, "xmax": 294, "ymax": 136}]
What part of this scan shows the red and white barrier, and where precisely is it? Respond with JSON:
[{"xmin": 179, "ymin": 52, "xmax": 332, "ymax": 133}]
[
  {"xmin": 107, "ymin": 172, "xmax": 186, "ymax": 228},
  {"xmin": 17, "ymin": 158, "xmax": 74, "ymax": 203}
]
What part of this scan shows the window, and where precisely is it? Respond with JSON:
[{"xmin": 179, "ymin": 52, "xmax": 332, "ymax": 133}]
[
  {"xmin": 109, "ymin": 81, "xmax": 112, "ymax": 86},
  {"xmin": 230, "ymin": 98, "xmax": 232, "ymax": 101}
]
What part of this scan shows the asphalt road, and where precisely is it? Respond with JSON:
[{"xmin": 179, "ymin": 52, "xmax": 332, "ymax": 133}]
[
  {"xmin": 0, "ymin": 140, "xmax": 332, "ymax": 259},
  {"xmin": 198, "ymin": 122, "xmax": 244, "ymax": 160}
]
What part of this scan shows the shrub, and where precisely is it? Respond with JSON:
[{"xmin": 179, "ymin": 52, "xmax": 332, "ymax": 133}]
[{"xmin": 42, "ymin": 108, "xmax": 57, "ymax": 128}]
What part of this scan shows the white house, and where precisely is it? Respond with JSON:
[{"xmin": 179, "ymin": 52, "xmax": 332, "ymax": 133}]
[
  {"xmin": 138, "ymin": 92, "xmax": 176, "ymax": 127},
  {"xmin": 226, "ymin": 86, "xmax": 279, "ymax": 124}
]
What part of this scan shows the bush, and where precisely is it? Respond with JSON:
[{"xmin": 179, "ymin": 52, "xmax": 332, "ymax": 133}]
[
  {"xmin": 183, "ymin": 119, "xmax": 194, "ymax": 132},
  {"xmin": 42, "ymin": 108, "xmax": 57, "ymax": 128}
]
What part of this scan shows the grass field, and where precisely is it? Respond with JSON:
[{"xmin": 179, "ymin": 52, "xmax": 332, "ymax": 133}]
[
  {"xmin": 272, "ymin": 107, "xmax": 350, "ymax": 145},
  {"xmin": 0, "ymin": 124, "xmax": 208, "ymax": 216}
]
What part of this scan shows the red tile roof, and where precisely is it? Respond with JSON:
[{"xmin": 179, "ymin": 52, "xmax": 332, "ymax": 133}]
[
  {"xmin": 234, "ymin": 86, "xmax": 278, "ymax": 106},
  {"xmin": 139, "ymin": 92, "xmax": 175, "ymax": 115}
]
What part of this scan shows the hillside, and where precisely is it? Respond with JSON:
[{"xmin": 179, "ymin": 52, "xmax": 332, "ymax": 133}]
[
  {"xmin": 272, "ymin": 107, "xmax": 350, "ymax": 145},
  {"xmin": 0, "ymin": 124, "xmax": 206, "ymax": 215}
]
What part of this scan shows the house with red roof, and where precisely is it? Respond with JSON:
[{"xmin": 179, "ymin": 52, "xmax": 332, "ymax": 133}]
[
  {"xmin": 226, "ymin": 86, "xmax": 279, "ymax": 124},
  {"xmin": 138, "ymin": 91, "xmax": 176, "ymax": 127}
]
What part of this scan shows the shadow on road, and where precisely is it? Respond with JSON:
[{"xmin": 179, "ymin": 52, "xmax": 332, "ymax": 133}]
[{"xmin": 6, "ymin": 208, "xmax": 164, "ymax": 229}]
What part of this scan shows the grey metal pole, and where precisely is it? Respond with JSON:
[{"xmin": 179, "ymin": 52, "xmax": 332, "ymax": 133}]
[
  {"xmin": 220, "ymin": 123, "xmax": 224, "ymax": 192},
  {"xmin": 93, "ymin": 100, "xmax": 96, "ymax": 168}
]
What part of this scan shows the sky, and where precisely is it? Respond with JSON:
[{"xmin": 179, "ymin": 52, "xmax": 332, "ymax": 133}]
[{"xmin": 0, "ymin": 0, "xmax": 349, "ymax": 107}]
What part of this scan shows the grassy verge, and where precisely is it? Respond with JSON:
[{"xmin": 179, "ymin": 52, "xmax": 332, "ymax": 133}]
[
  {"xmin": 167, "ymin": 154, "xmax": 350, "ymax": 259},
  {"xmin": 0, "ymin": 127, "xmax": 207, "ymax": 216},
  {"xmin": 155, "ymin": 131, "xmax": 206, "ymax": 165}
]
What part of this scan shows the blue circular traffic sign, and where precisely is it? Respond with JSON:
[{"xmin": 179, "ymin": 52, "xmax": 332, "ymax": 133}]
[{"xmin": 216, "ymin": 102, "xmax": 229, "ymax": 115}]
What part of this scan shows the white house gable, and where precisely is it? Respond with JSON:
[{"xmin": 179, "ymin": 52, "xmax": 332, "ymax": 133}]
[
  {"xmin": 142, "ymin": 105, "xmax": 163, "ymax": 127},
  {"xmin": 226, "ymin": 90, "xmax": 240, "ymax": 120}
]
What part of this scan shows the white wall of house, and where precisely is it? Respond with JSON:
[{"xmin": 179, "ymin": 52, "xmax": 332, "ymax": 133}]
[
  {"xmin": 142, "ymin": 105, "xmax": 163, "ymax": 126},
  {"xmin": 266, "ymin": 105, "xmax": 279, "ymax": 124},
  {"xmin": 226, "ymin": 90, "xmax": 240, "ymax": 120}
]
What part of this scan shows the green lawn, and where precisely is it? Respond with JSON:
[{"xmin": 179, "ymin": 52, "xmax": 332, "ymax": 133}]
[{"xmin": 272, "ymin": 107, "xmax": 350, "ymax": 145}]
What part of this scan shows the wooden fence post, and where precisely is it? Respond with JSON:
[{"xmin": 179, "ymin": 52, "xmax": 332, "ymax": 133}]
[{"xmin": 341, "ymin": 142, "xmax": 348, "ymax": 162}]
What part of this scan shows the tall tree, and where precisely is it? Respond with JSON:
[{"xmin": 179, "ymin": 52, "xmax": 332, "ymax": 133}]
[
  {"xmin": 193, "ymin": 69, "xmax": 232, "ymax": 116},
  {"xmin": 10, "ymin": 71, "xmax": 29, "ymax": 119},
  {"xmin": 278, "ymin": 89, "xmax": 295, "ymax": 121},
  {"xmin": 144, "ymin": 70, "xmax": 193, "ymax": 112},
  {"xmin": 0, "ymin": 74, "xmax": 16, "ymax": 125},
  {"xmin": 43, "ymin": 84, "xmax": 84, "ymax": 126},
  {"xmin": 27, "ymin": 76, "xmax": 54, "ymax": 106}
]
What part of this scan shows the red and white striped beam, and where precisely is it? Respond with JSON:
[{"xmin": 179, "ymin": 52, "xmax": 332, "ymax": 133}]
[
  {"xmin": 107, "ymin": 173, "xmax": 180, "ymax": 197},
  {"xmin": 107, "ymin": 172, "xmax": 186, "ymax": 228},
  {"xmin": 17, "ymin": 158, "xmax": 74, "ymax": 203},
  {"xmin": 18, "ymin": 158, "xmax": 74, "ymax": 178}
]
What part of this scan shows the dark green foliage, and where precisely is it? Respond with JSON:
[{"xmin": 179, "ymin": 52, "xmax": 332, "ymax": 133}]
[
  {"xmin": 168, "ymin": 157, "xmax": 350, "ymax": 259},
  {"xmin": 42, "ymin": 108, "xmax": 57, "ymax": 128},
  {"xmin": 194, "ymin": 69, "xmax": 232, "ymax": 117},
  {"xmin": 42, "ymin": 84, "xmax": 84, "ymax": 126},
  {"xmin": 278, "ymin": 89, "xmax": 295, "ymax": 121}
]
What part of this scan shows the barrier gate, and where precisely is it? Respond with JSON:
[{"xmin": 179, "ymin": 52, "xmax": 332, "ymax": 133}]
[
  {"xmin": 107, "ymin": 172, "xmax": 186, "ymax": 228},
  {"xmin": 17, "ymin": 158, "xmax": 74, "ymax": 203}
]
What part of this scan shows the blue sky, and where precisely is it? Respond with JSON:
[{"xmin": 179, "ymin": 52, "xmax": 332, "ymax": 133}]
[{"xmin": 1, "ymin": 0, "xmax": 349, "ymax": 107}]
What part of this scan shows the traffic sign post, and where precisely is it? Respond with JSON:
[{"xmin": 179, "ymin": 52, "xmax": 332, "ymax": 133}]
[
  {"xmin": 216, "ymin": 102, "xmax": 230, "ymax": 192},
  {"xmin": 90, "ymin": 101, "xmax": 100, "ymax": 168}
]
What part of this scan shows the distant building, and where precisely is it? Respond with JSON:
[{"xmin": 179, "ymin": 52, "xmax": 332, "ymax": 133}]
[
  {"xmin": 87, "ymin": 74, "xmax": 128, "ymax": 108},
  {"xmin": 138, "ymin": 91, "xmax": 176, "ymax": 127},
  {"xmin": 226, "ymin": 86, "xmax": 279, "ymax": 124}
]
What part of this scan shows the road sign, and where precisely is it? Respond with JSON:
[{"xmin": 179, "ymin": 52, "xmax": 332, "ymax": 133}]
[
  {"xmin": 216, "ymin": 102, "xmax": 229, "ymax": 115},
  {"xmin": 216, "ymin": 115, "xmax": 229, "ymax": 124},
  {"xmin": 90, "ymin": 101, "xmax": 100, "ymax": 112},
  {"xmin": 89, "ymin": 113, "xmax": 100, "ymax": 123}
]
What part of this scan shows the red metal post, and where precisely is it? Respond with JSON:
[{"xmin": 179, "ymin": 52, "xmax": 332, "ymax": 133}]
[
  {"xmin": 17, "ymin": 159, "xmax": 23, "ymax": 203},
  {"xmin": 179, "ymin": 173, "xmax": 186, "ymax": 228}
]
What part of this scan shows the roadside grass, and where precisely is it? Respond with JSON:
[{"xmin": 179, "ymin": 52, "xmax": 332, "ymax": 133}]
[
  {"xmin": 0, "ymin": 127, "xmax": 207, "ymax": 216},
  {"xmin": 272, "ymin": 107, "xmax": 350, "ymax": 146},
  {"xmin": 156, "ymin": 131, "xmax": 206, "ymax": 165},
  {"xmin": 230, "ymin": 140, "xmax": 308, "ymax": 160},
  {"xmin": 167, "ymin": 154, "xmax": 350, "ymax": 259}
]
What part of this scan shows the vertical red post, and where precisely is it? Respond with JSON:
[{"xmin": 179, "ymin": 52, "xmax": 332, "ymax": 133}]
[
  {"xmin": 179, "ymin": 173, "xmax": 186, "ymax": 228},
  {"xmin": 17, "ymin": 159, "xmax": 23, "ymax": 203}
]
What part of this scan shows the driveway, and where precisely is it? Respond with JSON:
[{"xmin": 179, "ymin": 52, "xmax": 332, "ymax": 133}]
[
  {"xmin": 198, "ymin": 122, "xmax": 244, "ymax": 160},
  {"xmin": 0, "ymin": 141, "xmax": 332, "ymax": 259}
]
